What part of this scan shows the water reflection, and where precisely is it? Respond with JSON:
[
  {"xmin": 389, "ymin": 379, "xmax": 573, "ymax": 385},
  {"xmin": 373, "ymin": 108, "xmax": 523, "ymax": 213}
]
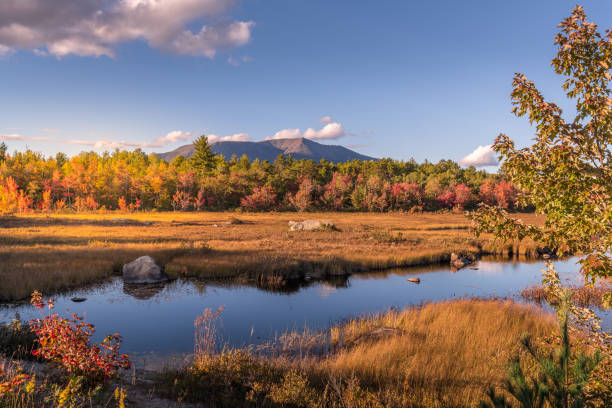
[
  {"xmin": 0, "ymin": 257, "xmax": 608, "ymax": 358},
  {"xmin": 123, "ymin": 282, "xmax": 168, "ymax": 300}
]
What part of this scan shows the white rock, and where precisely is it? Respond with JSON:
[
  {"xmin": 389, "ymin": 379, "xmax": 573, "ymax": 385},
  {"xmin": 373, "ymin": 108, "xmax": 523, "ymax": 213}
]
[
  {"xmin": 122, "ymin": 256, "xmax": 168, "ymax": 284},
  {"xmin": 288, "ymin": 220, "xmax": 335, "ymax": 231}
]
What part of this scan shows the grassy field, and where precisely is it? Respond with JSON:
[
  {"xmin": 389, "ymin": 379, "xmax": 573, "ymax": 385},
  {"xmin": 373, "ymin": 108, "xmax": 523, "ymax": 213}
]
[
  {"xmin": 156, "ymin": 299, "xmax": 567, "ymax": 407},
  {"xmin": 0, "ymin": 211, "xmax": 544, "ymax": 302}
]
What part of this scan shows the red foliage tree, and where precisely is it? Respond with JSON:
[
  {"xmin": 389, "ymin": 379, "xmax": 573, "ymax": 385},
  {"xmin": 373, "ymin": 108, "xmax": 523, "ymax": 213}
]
[
  {"xmin": 240, "ymin": 186, "xmax": 277, "ymax": 211},
  {"xmin": 391, "ymin": 182, "xmax": 424, "ymax": 210},
  {"xmin": 494, "ymin": 180, "xmax": 518, "ymax": 209},
  {"xmin": 453, "ymin": 183, "xmax": 474, "ymax": 210}
]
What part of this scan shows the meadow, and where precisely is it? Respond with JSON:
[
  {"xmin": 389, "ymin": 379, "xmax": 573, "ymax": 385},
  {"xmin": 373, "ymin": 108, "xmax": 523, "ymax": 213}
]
[{"xmin": 0, "ymin": 211, "xmax": 544, "ymax": 302}]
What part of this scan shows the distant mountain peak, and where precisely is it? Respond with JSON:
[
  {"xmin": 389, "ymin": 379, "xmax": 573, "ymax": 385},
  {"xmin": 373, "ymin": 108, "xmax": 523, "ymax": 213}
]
[{"xmin": 156, "ymin": 138, "xmax": 376, "ymax": 163}]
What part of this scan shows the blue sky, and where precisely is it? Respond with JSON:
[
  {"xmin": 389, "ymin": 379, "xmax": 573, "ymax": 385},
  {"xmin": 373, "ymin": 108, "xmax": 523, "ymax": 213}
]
[{"xmin": 1, "ymin": 0, "xmax": 610, "ymax": 165}]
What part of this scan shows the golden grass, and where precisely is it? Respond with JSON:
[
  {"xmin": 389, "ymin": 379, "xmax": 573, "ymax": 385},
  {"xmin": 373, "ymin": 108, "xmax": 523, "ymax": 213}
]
[
  {"xmin": 0, "ymin": 211, "xmax": 544, "ymax": 301},
  {"xmin": 157, "ymin": 299, "xmax": 558, "ymax": 407},
  {"xmin": 318, "ymin": 299, "xmax": 555, "ymax": 405}
]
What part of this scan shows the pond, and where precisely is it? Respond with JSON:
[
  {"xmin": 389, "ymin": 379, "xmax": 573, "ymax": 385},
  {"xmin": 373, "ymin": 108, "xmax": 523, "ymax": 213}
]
[{"xmin": 1, "ymin": 257, "xmax": 609, "ymax": 366}]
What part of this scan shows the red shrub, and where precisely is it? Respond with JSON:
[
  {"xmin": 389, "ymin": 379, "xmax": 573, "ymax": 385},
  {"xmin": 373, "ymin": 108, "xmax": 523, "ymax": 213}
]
[
  {"xmin": 391, "ymin": 182, "xmax": 424, "ymax": 210},
  {"xmin": 479, "ymin": 181, "xmax": 497, "ymax": 205},
  {"xmin": 29, "ymin": 291, "xmax": 130, "ymax": 382},
  {"xmin": 495, "ymin": 180, "xmax": 518, "ymax": 209},
  {"xmin": 453, "ymin": 183, "xmax": 473, "ymax": 209},
  {"xmin": 436, "ymin": 190, "xmax": 456, "ymax": 209},
  {"xmin": 240, "ymin": 186, "xmax": 277, "ymax": 211}
]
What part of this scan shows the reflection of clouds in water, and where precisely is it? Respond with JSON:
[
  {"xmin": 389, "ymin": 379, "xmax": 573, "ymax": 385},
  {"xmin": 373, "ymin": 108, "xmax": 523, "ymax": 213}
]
[
  {"xmin": 316, "ymin": 283, "xmax": 338, "ymax": 298},
  {"xmin": 473, "ymin": 261, "xmax": 505, "ymax": 275}
]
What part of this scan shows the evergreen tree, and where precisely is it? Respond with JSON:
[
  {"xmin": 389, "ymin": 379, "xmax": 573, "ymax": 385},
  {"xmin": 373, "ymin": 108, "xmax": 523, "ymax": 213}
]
[
  {"xmin": 189, "ymin": 135, "xmax": 217, "ymax": 176},
  {"xmin": 0, "ymin": 142, "xmax": 7, "ymax": 161},
  {"xmin": 480, "ymin": 273, "xmax": 601, "ymax": 408}
]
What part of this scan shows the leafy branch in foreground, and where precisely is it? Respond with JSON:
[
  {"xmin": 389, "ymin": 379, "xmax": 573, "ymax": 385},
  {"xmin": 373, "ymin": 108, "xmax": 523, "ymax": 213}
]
[{"xmin": 468, "ymin": 5, "xmax": 611, "ymax": 287}]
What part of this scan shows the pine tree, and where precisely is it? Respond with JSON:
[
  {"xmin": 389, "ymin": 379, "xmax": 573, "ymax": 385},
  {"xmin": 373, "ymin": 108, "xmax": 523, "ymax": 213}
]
[
  {"xmin": 189, "ymin": 135, "xmax": 217, "ymax": 176},
  {"xmin": 480, "ymin": 280, "xmax": 601, "ymax": 408},
  {"xmin": 0, "ymin": 142, "xmax": 7, "ymax": 162}
]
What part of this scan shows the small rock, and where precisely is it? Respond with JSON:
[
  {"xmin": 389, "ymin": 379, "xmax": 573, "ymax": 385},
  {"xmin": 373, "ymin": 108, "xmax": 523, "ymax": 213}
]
[
  {"xmin": 122, "ymin": 256, "xmax": 168, "ymax": 284},
  {"xmin": 70, "ymin": 297, "xmax": 87, "ymax": 302},
  {"xmin": 407, "ymin": 277, "xmax": 420, "ymax": 284}
]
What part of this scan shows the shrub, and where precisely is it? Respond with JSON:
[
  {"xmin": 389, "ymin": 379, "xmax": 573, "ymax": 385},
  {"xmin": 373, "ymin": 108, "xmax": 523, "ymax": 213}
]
[
  {"xmin": 29, "ymin": 291, "xmax": 131, "ymax": 383},
  {"xmin": 241, "ymin": 186, "xmax": 277, "ymax": 211}
]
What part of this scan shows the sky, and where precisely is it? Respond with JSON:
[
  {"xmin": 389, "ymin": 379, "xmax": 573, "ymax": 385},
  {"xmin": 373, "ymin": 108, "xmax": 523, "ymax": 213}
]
[{"xmin": 1, "ymin": 0, "xmax": 611, "ymax": 167}]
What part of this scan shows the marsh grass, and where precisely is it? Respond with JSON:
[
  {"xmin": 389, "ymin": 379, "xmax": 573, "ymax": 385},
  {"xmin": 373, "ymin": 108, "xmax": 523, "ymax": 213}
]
[
  {"xmin": 0, "ymin": 319, "xmax": 36, "ymax": 360},
  {"xmin": 0, "ymin": 212, "xmax": 544, "ymax": 301},
  {"xmin": 521, "ymin": 284, "xmax": 612, "ymax": 309},
  {"xmin": 156, "ymin": 299, "xmax": 559, "ymax": 407}
]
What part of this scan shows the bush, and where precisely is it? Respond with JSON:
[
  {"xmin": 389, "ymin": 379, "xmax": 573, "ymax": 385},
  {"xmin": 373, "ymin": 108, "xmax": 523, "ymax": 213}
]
[{"xmin": 29, "ymin": 291, "xmax": 131, "ymax": 383}]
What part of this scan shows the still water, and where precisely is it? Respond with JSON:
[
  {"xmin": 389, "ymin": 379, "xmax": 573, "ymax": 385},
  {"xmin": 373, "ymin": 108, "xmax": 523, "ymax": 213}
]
[{"xmin": 1, "ymin": 257, "xmax": 609, "ymax": 361}]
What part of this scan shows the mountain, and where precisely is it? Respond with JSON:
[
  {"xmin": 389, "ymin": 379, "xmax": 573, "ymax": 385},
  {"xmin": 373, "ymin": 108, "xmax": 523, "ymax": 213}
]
[{"xmin": 156, "ymin": 138, "xmax": 376, "ymax": 163}]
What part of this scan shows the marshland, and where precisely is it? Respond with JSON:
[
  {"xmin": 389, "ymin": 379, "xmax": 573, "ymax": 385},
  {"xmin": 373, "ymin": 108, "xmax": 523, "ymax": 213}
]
[{"xmin": 1, "ymin": 2, "xmax": 611, "ymax": 407}]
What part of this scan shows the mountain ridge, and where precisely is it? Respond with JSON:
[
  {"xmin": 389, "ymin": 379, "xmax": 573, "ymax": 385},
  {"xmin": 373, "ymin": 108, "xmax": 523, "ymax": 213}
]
[{"xmin": 156, "ymin": 138, "xmax": 376, "ymax": 163}]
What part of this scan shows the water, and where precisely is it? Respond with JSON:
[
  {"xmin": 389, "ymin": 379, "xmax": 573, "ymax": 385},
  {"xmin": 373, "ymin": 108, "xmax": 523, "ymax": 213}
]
[{"xmin": 1, "ymin": 257, "xmax": 609, "ymax": 362}]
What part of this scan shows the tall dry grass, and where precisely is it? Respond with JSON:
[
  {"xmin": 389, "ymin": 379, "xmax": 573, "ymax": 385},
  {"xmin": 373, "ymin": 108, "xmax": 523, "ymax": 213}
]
[{"xmin": 157, "ymin": 299, "xmax": 558, "ymax": 407}]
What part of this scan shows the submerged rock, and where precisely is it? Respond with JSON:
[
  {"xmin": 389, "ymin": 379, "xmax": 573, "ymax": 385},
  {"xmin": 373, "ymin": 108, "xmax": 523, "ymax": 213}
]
[
  {"xmin": 288, "ymin": 220, "xmax": 335, "ymax": 231},
  {"xmin": 122, "ymin": 256, "xmax": 168, "ymax": 284},
  {"xmin": 450, "ymin": 253, "xmax": 474, "ymax": 270}
]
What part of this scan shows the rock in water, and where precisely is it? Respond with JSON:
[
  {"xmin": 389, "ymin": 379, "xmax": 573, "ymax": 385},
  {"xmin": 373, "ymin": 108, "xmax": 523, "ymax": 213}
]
[
  {"xmin": 450, "ymin": 253, "xmax": 473, "ymax": 270},
  {"xmin": 122, "ymin": 256, "xmax": 168, "ymax": 284},
  {"xmin": 407, "ymin": 277, "xmax": 420, "ymax": 284},
  {"xmin": 288, "ymin": 220, "xmax": 335, "ymax": 231}
]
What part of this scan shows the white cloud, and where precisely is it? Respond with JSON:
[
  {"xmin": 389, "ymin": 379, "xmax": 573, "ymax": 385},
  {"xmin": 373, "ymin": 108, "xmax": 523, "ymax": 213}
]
[
  {"xmin": 41, "ymin": 128, "xmax": 61, "ymax": 134},
  {"xmin": 0, "ymin": 0, "xmax": 254, "ymax": 58},
  {"xmin": 458, "ymin": 145, "xmax": 499, "ymax": 167},
  {"xmin": 150, "ymin": 130, "xmax": 191, "ymax": 147},
  {"xmin": 0, "ymin": 44, "xmax": 13, "ymax": 56},
  {"xmin": 1, "ymin": 130, "xmax": 192, "ymax": 150},
  {"xmin": 303, "ymin": 122, "xmax": 345, "ymax": 140},
  {"xmin": 267, "ymin": 117, "xmax": 346, "ymax": 141},
  {"xmin": 0, "ymin": 133, "xmax": 52, "ymax": 142},
  {"xmin": 269, "ymin": 128, "xmax": 301, "ymax": 140},
  {"xmin": 227, "ymin": 55, "xmax": 253, "ymax": 66},
  {"xmin": 207, "ymin": 133, "xmax": 251, "ymax": 144}
]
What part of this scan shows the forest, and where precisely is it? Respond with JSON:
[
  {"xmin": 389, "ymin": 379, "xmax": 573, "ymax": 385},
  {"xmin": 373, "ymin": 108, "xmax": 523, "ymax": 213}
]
[{"xmin": 0, "ymin": 141, "xmax": 520, "ymax": 213}]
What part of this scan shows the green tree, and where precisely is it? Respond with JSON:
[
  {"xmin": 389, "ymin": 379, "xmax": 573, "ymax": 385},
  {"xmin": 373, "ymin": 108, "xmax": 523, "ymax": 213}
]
[
  {"xmin": 189, "ymin": 135, "xmax": 217, "ymax": 176},
  {"xmin": 0, "ymin": 142, "xmax": 7, "ymax": 162},
  {"xmin": 469, "ymin": 5, "xmax": 611, "ymax": 289},
  {"xmin": 473, "ymin": 6, "xmax": 610, "ymax": 407}
]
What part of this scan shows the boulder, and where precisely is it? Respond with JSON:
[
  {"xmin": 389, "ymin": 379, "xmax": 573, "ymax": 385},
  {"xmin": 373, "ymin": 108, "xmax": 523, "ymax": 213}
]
[
  {"xmin": 450, "ymin": 253, "xmax": 473, "ymax": 270},
  {"xmin": 288, "ymin": 220, "xmax": 335, "ymax": 231},
  {"xmin": 122, "ymin": 256, "xmax": 168, "ymax": 284}
]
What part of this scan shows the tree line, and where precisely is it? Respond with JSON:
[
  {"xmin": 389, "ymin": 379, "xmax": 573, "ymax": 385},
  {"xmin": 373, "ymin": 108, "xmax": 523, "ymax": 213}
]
[{"xmin": 0, "ymin": 137, "xmax": 521, "ymax": 213}]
